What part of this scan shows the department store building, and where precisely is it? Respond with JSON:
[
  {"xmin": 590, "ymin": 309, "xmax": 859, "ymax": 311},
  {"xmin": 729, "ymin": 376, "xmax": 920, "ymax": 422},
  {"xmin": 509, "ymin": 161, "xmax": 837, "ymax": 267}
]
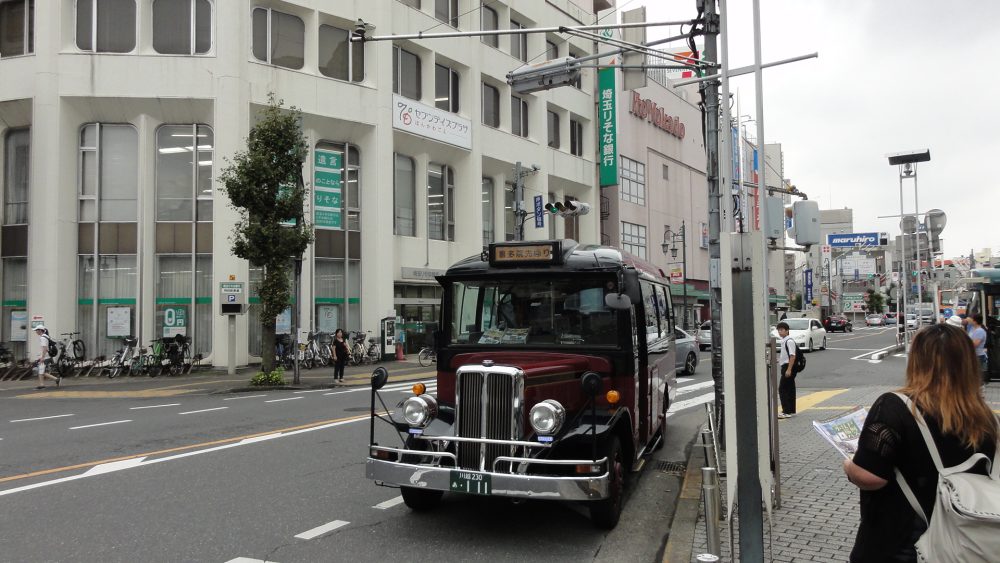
[{"xmin": 0, "ymin": 0, "xmax": 602, "ymax": 364}]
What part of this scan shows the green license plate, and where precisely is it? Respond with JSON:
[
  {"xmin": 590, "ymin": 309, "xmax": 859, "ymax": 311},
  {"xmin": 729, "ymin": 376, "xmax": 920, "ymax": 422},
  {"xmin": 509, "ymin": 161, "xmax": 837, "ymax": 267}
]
[{"xmin": 449, "ymin": 470, "xmax": 492, "ymax": 496}]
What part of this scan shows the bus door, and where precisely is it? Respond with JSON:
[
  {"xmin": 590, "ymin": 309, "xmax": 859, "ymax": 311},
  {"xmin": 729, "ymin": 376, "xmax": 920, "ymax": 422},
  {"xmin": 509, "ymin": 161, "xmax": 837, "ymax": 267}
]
[{"xmin": 640, "ymin": 280, "xmax": 673, "ymax": 445}]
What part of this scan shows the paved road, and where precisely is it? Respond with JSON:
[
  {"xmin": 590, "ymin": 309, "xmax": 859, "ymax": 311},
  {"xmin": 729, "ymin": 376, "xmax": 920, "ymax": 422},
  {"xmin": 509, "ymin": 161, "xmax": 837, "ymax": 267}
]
[{"xmin": 0, "ymin": 352, "xmax": 720, "ymax": 562}]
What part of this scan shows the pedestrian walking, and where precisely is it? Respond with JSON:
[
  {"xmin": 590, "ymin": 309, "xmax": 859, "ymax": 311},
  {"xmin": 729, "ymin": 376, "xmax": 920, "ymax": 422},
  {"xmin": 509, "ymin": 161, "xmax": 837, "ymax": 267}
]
[
  {"xmin": 332, "ymin": 328, "xmax": 349, "ymax": 382},
  {"xmin": 967, "ymin": 313, "xmax": 989, "ymax": 383},
  {"xmin": 776, "ymin": 321, "xmax": 798, "ymax": 418},
  {"xmin": 33, "ymin": 325, "xmax": 60, "ymax": 390},
  {"xmin": 843, "ymin": 323, "xmax": 998, "ymax": 562}
]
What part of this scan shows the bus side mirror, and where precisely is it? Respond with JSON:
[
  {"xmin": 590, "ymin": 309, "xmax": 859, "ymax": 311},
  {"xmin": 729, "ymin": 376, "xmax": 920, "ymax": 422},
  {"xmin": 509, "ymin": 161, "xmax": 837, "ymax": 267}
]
[
  {"xmin": 624, "ymin": 270, "xmax": 642, "ymax": 304},
  {"xmin": 605, "ymin": 293, "xmax": 632, "ymax": 310}
]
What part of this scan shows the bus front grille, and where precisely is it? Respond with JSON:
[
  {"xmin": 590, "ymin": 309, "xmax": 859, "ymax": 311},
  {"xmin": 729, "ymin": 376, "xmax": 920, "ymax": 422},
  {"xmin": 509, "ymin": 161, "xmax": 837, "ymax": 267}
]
[{"xmin": 455, "ymin": 368, "xmax": 522, "ymax": 471}]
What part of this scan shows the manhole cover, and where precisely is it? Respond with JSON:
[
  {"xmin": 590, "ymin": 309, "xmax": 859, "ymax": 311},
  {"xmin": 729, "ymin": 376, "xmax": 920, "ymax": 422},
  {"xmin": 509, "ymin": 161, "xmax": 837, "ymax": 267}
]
[{"xmin": 656, "ymin": 460, "xmax": 687, "ymax": 475}]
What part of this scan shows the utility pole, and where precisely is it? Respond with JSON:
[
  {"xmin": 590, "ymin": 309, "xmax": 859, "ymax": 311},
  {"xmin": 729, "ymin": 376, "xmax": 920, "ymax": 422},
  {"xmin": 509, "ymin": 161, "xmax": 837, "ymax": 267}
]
[
  {"xmin": 514, "ymin": 161, "xmax": 525, "ymax": 241},
  {"xmin": 700, "ymin": 0, "xmax": 725, "ymax": 438}
]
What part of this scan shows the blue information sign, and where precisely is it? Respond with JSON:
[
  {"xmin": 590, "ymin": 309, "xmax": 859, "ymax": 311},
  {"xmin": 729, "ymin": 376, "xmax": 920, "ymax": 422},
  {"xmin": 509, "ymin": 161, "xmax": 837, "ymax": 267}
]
[
  {"xmin": 534, "ymin": 195, "xmax": 544, "ymax": 229},
  {"xmin": 805, "ymin": 269, "xmax": 814, "ymax": 303}
]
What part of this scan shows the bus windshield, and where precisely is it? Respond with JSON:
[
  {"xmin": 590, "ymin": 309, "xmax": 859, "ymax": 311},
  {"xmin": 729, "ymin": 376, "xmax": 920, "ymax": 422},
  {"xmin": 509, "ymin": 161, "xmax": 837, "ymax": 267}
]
[{"xmin": 448, "ymin": 277, "xmax": 620, "ymax": 347}]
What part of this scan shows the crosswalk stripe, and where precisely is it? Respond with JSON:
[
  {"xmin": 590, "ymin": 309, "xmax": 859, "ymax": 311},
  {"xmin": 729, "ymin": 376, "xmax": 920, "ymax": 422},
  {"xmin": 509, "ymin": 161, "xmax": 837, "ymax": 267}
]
[
  {"xmin": 677, "ymin": 381, "xmax": 714, "ymax": 395},
  {"xmin": 666, "ymin": 392, "xmax": 714, "ymax": 417}
]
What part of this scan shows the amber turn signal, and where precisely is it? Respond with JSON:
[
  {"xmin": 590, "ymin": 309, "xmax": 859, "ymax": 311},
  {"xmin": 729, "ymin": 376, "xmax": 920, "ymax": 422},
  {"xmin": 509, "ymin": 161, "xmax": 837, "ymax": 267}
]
[
  {"xmin": 606, "ymin": 390, "xmax": 620, "ymax": 404},
  {"xmin": 412, "ymin": 382, "xmax": 426, "ymax": 396}
]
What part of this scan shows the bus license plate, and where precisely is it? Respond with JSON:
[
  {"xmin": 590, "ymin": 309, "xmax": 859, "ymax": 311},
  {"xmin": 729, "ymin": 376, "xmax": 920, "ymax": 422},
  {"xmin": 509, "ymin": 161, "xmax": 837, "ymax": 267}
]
[{"xmin": 449, "ymin": 470, "xmax": 492, "ymax": 496}]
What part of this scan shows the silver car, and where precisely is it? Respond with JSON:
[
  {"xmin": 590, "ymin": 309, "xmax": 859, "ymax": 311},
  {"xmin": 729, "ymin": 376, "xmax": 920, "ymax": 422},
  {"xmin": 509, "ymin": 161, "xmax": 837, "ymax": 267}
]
[
  {"xmin": 675, "ymin": 328, "xmax": 699, "ymax": 375},
  {"xmin": 695, "ymin": 321, "xmax": 713, "ymax": 350}
]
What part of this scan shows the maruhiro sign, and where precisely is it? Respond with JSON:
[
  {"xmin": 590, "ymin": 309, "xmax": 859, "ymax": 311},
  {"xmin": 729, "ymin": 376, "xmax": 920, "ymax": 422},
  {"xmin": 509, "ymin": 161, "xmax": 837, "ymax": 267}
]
[
  {"xmin": 827, "ymin": 232, "xmax": 879, "ymax": 247},
  {"xmin": 597, "ymin": 67, "xmax": 618, "ymax": 187}
]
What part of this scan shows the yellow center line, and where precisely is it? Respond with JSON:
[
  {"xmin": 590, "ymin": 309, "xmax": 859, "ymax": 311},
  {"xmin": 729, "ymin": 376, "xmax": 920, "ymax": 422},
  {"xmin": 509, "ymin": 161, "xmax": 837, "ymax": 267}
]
[{"xmin": 0, "ymin": 412, "xmax": 370, "ymax": 484}]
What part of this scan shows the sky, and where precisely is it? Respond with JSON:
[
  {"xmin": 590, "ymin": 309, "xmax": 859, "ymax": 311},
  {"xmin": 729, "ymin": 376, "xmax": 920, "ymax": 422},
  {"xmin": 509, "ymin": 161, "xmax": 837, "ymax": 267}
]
[{"xmin": 626, "ymin": 1, "xmax": 1000, "ymax": 259}]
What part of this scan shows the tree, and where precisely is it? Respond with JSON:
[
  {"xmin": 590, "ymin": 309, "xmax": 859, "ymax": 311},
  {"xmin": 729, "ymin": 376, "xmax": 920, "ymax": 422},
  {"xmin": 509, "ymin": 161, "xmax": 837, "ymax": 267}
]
[
  {"xmin": 789, "ymin": 293, "xmax": 802, "ymax": 310},
  {"xmin": 865, "ymin": 288, "xmax": 885, "ymax": 314},
  {"xmin": 220, "ymin": 95, "xmax": 312, "ymax": 373}
]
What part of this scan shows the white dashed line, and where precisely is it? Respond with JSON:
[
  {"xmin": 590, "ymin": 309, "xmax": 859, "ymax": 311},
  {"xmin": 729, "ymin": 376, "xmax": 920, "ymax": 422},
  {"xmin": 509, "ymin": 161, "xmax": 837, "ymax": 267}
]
[
  {"xmin": 129, "ymin": 403, "xmax": 181, "ymax": 410},
  {"xmin": 373, "ymin": 496, "xmax": 405, "ymax": 510},
  {"xmin": 295, "ymin": 520, "xmax": 350, "ymax": 540},
  {"xmin": 265, "ymin": 397, "xmax": 303, "ymax": 403},
  {"xmin": 178, "ymin": 407, "xmax": 228, "ymax": 415},
  {"xmin": 69, "ymin": 419, "xmax": 131, "ymax": 430},
  {"xmin": 225, "ymin": 558, "xmax": 276, "ymax": 563},
  {"xmin": 223, "ymin": 394, "xmax": 268, "ymax": 401},
  {"xmin": 9, "ymin": 414, "xmax": 74, "ymax": 423},
  {"xmin": 293, "ymin": 389, "xmax": 330, "ymax": 394}
]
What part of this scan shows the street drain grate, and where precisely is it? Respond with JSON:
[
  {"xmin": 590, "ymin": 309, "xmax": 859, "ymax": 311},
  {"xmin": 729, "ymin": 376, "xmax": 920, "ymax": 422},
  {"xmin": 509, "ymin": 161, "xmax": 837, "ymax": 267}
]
[{"xmin": 656, "ymin": 461, "xmax": 687, "ymax": 475}]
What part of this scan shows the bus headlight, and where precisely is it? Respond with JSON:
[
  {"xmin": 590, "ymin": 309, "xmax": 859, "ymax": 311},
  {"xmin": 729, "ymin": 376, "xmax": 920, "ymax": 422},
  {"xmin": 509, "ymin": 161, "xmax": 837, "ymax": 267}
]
[
  {"xmin": 529, "ymin": 400, "xmax": 566, "ymax": 435},
  {"xmin": 402, "ymin": 395, "xmax": 438, "ymax": 428}
]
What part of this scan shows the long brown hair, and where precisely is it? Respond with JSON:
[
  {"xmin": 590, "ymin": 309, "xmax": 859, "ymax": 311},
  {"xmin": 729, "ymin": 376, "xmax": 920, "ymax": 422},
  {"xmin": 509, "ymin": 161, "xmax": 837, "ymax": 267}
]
[{"xmin": 901, "ymin": 323, "xmax": 997, "ymax": 449}]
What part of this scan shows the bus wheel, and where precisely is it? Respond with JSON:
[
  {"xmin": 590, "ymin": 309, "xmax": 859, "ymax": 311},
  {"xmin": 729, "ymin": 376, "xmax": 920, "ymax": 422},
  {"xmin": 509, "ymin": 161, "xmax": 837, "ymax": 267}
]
[
  {"xmin": 401, "ymin": 486, "xmax": 443, "ymax": 511},
  {"xmin": 590, "ymin": 435, "xmax": 624, "ymax": 529}
]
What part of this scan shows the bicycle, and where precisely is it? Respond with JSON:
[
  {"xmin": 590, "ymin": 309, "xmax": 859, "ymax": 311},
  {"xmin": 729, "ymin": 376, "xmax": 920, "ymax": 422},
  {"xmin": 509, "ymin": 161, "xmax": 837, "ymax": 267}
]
[
  {"xmin": 417, "ymin": 346, "xmax": 436, "ymax": 367},
  {"xmin": 55, "ymin": 332, "xmax": 86, "ymax": 377},
  {"xmin": 349, "ymin": 331, "xmax": 368, "ymax": 366},
  {"xmin": 106, "ymin": 336, "xmax": 138, "ymax": 379}
]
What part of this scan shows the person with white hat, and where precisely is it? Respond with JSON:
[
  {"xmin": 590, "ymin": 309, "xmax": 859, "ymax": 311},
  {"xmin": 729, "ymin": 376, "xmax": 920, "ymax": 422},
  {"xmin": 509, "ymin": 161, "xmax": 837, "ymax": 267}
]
[{"xmin": 33, "ymin": 324, "xmax": 60, "ymax": 390}]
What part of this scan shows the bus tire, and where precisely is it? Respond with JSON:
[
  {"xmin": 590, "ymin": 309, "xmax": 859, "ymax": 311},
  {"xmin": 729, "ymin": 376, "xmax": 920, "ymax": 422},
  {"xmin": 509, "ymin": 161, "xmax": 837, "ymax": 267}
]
[
  {"xmin": 590, "ymin": 435, "xmax": 624, "ymax": 529},
  {"xmin": 400, "ymin": 486, "xmax": 443, "ymax": 511}
]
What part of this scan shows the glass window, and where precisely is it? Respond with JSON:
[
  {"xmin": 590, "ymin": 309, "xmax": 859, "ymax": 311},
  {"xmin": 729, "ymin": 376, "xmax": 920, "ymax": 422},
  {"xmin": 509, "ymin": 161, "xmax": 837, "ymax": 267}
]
[
  {"xmin": 509, "ymin": 19, "xmax": 527, "ymax": 62},
  {"xmin": 620, "ymin": 155, "xmax": 646, "ymax": 205},
  {"xmin": 76, "ymin": 0, "xmax": 136, "ymax": 53},
  {"xmin": 319, "ymin": 24, "xmax": 364, "ymax": 82},
  {"xmin": 251, "ymin": 7, "xmax": 304, "ymax": 70},
  {"xmin": 511, "ymin": 95, "xmax": 528, "ymax": 137},
  {"xmin": 482, "ymin": 177, "xmax": 493, "ymax": 245},
  {"xmin": 77, "ymin": 254, "xmax": 137, "ymax": 358},
  {"xmin": 427, "ymin": 163, "xmax": 454, "ymax": 241},
  {"xmin": 569, "ymin": 49, "xmax": 582, "ymax": 88},
  {"xmin": 503, "ymin": 182, "xmax": 515, "ymax": 241},
  {"xmin": 392, "ymin": 45, "xmax": 421, "ymax": 100},
  {"xmin": 316, "ymin": 142, "xmax": 361, "ymax": 232},
  {"xmin": 79, "ymin": 124, "xmax": 138, "ymax": 223},
  {"xmin": 546, "ymin": 110, "xmax": 559, "ymax": 149},
  {"xmin": 156, "ymin": 125, "xmax": 213, "ymax": 222},
  {"xmin": 0, "ymin": 0, "xmax": 32, "ymax": 57},
  {"xmin": 482, "ymin": 83, "xmax": 499, "ymax": 127},
  {"xmin": 621, "ymin": 221, "xmax": 647, "ymax": 259},
  {"xmin": 3, "ymin": 128, "xmax": 29, "ymax": 225},
  {"xmin": 480, "ymin": 3, "xmax": 497, "ymax": 47},
  {"xmin": 1, "ymin": 257, "xmax": 27, "ymax": 359},
  {"xmin": 435, "ymin": 64, "xmax": 459, "ymax": 113},
  {"xmin": 545, "ymin": 39, "xmax": 557, "ymax": 61},
  {"xmin": 154, "ymin": 255, "xmax": 212, "ymax": 357},
  {"xmin": 153, "ymin": 0, "xmax": 211, "ymax": 55},
  {"xmin": 394, "ymin": 153, "xmax": 415, "ymax": 236},
  {"xmin": 434, "ymin": 0, "xmax": 457, "ymax": 27},
  {"xmin": 570, "ymin": 119, "xmax": 584, "ymax": 156}
]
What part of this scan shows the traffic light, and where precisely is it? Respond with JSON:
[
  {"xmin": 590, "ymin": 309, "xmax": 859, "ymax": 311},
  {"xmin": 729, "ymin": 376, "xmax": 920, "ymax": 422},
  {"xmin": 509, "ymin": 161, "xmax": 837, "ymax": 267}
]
[
  {"xmin": 545, "ymin": 200, "xmax": 591, "ymax": 217},
  {"xmin": 508, "ymin": 58, "xmax": 581, "ymax": 95}
]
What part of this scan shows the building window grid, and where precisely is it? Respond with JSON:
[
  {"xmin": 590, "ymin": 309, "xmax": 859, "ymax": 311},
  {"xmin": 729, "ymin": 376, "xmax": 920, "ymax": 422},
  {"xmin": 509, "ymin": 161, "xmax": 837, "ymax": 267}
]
[
  {"xmin": 153, "ymin": 0, "xmax": 211, "ymax": 55},
  {"xmin": 435, "ymin": 64, "xmax": 460, "ymax": 113},
  {"xmin": 319, "ymin": 24, "xmax": 365, "ymax": 82},
  {"xmin": 251, "ymin": 7, "xmax": 305, "ymax": 70},
  {"xmin": 77, "ymin": 0, "xmax": 137, "ymax": 53},
  {"xmin": 434, "ymin": 0, "xmax": 458, "ymax": 28},
  {"xmin": 482, "ymin": 177, "xmax": 494, "ymax": 245},
  {"xmin": 619, "ymin": 156, "xmax": 646, "ymax": 206},
  {"xmin": 482, "ymin": 82, "xmax": 500, "ymax": 127},
  {"xmin": 393, "ymin": 45, "xmax": 422, "ymax": 100},
  {"xmin": 621, "ymin": 221, "xmax": 647, "ymax": 259},
  {"xmin": 3, "ymin": 128, "xmax": 29, "ymax": 225},
  {"xmin": 546, "ymin": 110, "xmax": 560, "ymax": 149},
  {"xmin": 393, "ymin": 153, "xmax": 416, "ymax": 236},
  {"xmin": 545, "ymin": 39, "xmax": 558, "ymax": 61},
  {"xmin": 0, "ymin": 0, "xmax": 33, "ymax": 57},
  {"xmin": 155, "ymin": 124, "xmax": 214, "ymax": 222},
  {"xmin": 481, "ymin": 4, "xmax": 498, "ymax": 48},
  {"xmin": 509, "ymin": 19, "xmax": 527, "ymax": 61},
  {"xmin": 427, "ymin": 163, "xmax": 454, "ymax": 241},
  {"xmin": 511, "ymin": 95, "xmax": 528, "ymax": 138},
  {"xmin": 570, "ymin": 119, "xmax": 584, "ymax": 156}
]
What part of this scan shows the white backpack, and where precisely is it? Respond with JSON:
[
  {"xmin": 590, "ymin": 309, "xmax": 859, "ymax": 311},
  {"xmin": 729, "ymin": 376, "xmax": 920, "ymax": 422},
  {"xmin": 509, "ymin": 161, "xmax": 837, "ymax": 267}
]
[{"xmin": 892, "ymin": 393, "xmax": 1000, "ymax": 563}]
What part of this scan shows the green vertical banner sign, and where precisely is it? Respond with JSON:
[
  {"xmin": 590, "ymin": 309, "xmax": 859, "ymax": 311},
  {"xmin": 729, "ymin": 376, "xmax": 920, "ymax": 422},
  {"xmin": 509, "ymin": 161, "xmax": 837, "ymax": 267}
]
[
  {"xmin": 598, "ymin": 67, "xmax": 618, "ymax": 187},
  {"xmin": 314, "ymin": 149, "xmax": 343, "ymax": 229}
]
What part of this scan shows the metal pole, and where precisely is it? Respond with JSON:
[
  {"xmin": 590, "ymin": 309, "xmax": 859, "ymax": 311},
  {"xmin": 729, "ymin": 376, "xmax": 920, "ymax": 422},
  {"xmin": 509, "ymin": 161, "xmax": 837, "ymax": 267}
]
[
  {"xmin": 769, "ymin": 335, "xmax": 781, "ymax": 509},
  {"xmin": 513, "ymin": 162, "xmax": 525, "ymax": 242},
  {"xmin": 682, "ymin": 221, "xmax": 689, "ymax": 330},
  {"xmin": 752, "ymin": 0, "xmax": 770, "ymax": 333},
  {"xmin": 293, "ymin": 258, "xmax": 302, "ymax": 385},
  {"xmin": 702, "ymin": 466, "xmax": 722, "ymax": 557},
  {"xmin": 914, "ymin": 166, "xmax": 923, "ymax": 312},
  {"xmin": 898, "ymin": 167, "xmax": 909, "ymax": 348},
  {"xmin": 227, "ymin": 315, "xmax": 236, "ymax": 376},
  {"xmin": 356, "ymin": 19, "xmax": 697, "ymax": 43}
]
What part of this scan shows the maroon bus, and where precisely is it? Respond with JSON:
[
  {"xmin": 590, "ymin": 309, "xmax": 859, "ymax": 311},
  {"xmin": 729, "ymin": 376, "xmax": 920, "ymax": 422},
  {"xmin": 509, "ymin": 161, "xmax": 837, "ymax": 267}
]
[{"xmin": 366, "ymin": 240, "xmax": 678, "ymax": 528}]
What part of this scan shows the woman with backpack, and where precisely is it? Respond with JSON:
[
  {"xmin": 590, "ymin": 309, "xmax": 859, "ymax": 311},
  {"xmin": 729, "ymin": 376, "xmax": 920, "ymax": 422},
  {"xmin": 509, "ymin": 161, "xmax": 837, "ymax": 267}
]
[
  {"xmin": 33, "ymin": 325, "xmax": 61, "ymax": 390},
  {"xmin": 843, "ymin": 323, "xmax": 998, "ymax": 562}
]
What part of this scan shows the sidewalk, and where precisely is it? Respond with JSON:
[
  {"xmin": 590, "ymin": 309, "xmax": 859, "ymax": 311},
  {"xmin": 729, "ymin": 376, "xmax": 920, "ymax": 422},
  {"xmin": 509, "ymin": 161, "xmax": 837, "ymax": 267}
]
[
  {"xmin": 0, "ymin": 356, "xmax": 435, "ymax": 398},
  {"xmin": 679, "ymin": 382, "xmax": 1000, "ymax": 562}
]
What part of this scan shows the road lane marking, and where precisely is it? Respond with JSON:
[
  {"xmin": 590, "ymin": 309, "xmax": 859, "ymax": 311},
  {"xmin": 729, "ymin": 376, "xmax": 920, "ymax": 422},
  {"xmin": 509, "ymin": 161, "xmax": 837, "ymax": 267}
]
[
  {"xmin": 83, "ymin": 457, "xmax": 147, "ymax": 476},
  {"xmin": 225, "ymin": 558, "xmax": 276, "ymax": 563},
  {"xmin": 676, "ymin": 381, "xmax": 715, "ymax": 395},
  {"xmin": 851, "ymin": 344, "xmax": 898, "ymax": 361},
  {"xmin": 129, "ymin": 403, "xmax": 181, "ymax": 410},
  {"xmin": 17, "ymin": 389, "xmax": 200, "ymax": 399},
  {"xmin": 295, "ymin": 520, "xmax": 350, "ymax": 540},
  {"xmin": 178, "ymin": 407, "xmax": 228, "ymax": 415},
  {"xmin": 69, "ymin": 420, "xmax": 131, "ymax": 430},
  {"xmin": 825, "ymin": 347, "xmax": 877, "ymax": 351},
  {"xmin": 797, "ymin": 389, "xmax": 849, "ymax": 412},
  {"xmin": 373, "ymin": 496, "xmax": 404, "ymax": 510},
  {"xmin": 265, "ymin": 397, "xmax": 303, "ymax": 403},
  {"xmin": 9, "ymin": 414, "xmax": 74, "ymax": 423},
  {"xmin": 677, "ymin": 377, "xmax": 694, "ymax": 383},
  {"xmin": 293, "ymin": 389, "xmax": 330, "ymax": 394},
  {"xmin": 322, "ymin": 379, "xmax": 436, "ymax": 396},
  {"xmin": 223, "ymin": 394, "xmax": 268, "ymax": 401},
  {"xmin": 666, "ymin": 392, "xmax": 714, "ymax": 417},
  {"xmin": 0, "ymin": 412, "xmax": 382, "ymax": 495}
]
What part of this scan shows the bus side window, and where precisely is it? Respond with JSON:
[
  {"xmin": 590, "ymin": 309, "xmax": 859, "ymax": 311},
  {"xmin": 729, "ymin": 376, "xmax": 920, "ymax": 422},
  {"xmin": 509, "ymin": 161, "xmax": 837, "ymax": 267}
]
[
  {"xmin": 655, "ymin": 284, "xmax": 672, "ymax": 338},
  {"xmin": 640, "ymin": 280, "xmax": 659, "ymax": 345}
]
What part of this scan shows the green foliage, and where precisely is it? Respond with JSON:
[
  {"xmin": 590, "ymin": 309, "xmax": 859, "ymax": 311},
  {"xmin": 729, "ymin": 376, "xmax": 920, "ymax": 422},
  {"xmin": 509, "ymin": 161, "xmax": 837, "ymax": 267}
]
[
  {"xmin": 250, "ymin": 367, "xmax": 287, "ymax": 387},
  {"xmin": 865, "ymin": 288, "xmax": 885, "ymax": 314},
  {"xmin": 220, "ymin": 94, "xmax": 313, "ymax": 373},
  {"xmin": 789, "ymin": 293, "xmax": 802, "ymax": 310}
]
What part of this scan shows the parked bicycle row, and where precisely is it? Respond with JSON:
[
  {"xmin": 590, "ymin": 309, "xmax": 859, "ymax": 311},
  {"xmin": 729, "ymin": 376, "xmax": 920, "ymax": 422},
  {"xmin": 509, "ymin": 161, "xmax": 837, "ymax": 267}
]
[{"xmin": 272, "ymin": 330, "xmax": 384, "ymax": 370}]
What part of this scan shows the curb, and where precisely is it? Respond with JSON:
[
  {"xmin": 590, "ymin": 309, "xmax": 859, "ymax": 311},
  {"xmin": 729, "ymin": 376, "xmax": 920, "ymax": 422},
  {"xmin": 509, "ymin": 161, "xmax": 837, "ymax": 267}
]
[
  {"xmin": 871, "ymin": 343, "xmax": 904, "ymax": 361},
  {"xmin": 662, "ymin": 435, "xmax": 707, "ymax": 563}
]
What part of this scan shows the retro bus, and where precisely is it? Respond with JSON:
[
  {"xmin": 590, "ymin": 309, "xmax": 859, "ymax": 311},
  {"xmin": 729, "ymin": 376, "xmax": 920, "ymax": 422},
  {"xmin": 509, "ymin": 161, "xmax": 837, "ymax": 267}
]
[
  {"xmin": 365, "ymin": 240, "xmax": 679, "ymax": 528},
  {"xmin": 963, "ymin": 268, "xmax": 999, "ymax": 382}
]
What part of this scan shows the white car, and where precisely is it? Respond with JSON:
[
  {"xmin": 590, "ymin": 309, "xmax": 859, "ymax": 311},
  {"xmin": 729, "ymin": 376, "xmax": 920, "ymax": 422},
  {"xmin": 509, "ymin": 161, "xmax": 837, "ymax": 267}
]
[
  {"xmin": 772, "ymin": 318, "xmax": 827, "ymax": 352},
  {"xmin": 905, "ymin": 314, "xmax": 919, "ymax": 330},
  {"xmin": 865, "ymin": 314, "xmax": 884, "ymax": 326},
  {"xmin": 696, "ymin": 321, "xmax": 713, "ymax": 350}
]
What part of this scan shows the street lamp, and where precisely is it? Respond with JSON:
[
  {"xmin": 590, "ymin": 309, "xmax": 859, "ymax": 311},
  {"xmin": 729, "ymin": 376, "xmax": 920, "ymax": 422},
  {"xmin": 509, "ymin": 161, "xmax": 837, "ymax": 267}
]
[
  {"xmin": 663, "ymin": 221, "xmax": 688, "ymax": 330},
  {"xmin": 887, "ymin": 149, "xmax": 930, "ymax": 350}
]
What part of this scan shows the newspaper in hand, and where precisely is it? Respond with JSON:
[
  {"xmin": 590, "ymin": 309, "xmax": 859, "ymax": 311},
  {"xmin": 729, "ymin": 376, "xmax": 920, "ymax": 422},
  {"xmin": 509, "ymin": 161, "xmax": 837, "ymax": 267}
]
[{"xmin": 812, "ymin": 406, "xmax": 869, "ymax": 459}]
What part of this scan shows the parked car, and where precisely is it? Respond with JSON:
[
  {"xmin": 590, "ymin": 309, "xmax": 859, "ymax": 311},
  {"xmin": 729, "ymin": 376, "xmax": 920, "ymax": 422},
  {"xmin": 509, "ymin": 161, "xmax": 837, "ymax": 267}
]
[
  {"xmin": 823, "ymin": 315, "xmax": 853, "ymax": 333},
  {"xmin": 675, "ymin": 328, "xmax": 699, "ymax": 375},
  {"xmin": 905, "ymin": 313, "xmax": 919, "ymax": 330},
  {"xmin": 696, "ymin": 321, "xmax": 713, "ymax": 350},
  {"xmin": 882, "ymin": 314, "xmax": 898, "ymax": 326},
  {"xmin": 865, "ymin": 314, "xmax": 884, "ymax": 327},
  {"xmin": 771, "ymin": 317, "xmax": 827, "ymax": 352}
]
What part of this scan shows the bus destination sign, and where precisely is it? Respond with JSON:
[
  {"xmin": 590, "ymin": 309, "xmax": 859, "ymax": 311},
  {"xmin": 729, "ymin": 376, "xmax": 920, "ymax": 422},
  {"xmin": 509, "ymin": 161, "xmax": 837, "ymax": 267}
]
[{"xmin": 489, "ymin": 242, "xmax": 559, "ymax": 265}]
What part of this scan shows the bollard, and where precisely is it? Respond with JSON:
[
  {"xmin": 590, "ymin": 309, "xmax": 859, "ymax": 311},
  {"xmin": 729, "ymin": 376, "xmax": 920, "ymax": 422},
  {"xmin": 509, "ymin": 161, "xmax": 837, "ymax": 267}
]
[
  {"xmin": 701, "ymin": 428, "xmax": 717, "ymax": 470},
  {"xmin": 702, "ymin": 466, "xmax": 722, "ymax": 558}
]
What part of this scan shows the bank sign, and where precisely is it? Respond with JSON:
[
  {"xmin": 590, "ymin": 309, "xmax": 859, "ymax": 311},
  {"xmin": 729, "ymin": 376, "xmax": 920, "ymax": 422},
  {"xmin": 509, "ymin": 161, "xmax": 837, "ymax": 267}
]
[{"xmin": 827, "ymin": 232, "xmax": 879, "ymax": 247}]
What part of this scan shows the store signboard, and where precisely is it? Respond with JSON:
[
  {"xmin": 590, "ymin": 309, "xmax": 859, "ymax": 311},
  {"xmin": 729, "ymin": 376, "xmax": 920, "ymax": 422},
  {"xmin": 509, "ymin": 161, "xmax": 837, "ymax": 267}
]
[
  {"xmin": 107, "ymin": 307, "xmax": 131, "ymax": 338},
  {"xmin": 828, "ymin": 232, "xmax": 879, "ymax": 247},
  {"xmin": 597, "ymin": 67, "xmax": 618, "ymax": 186},
  {"xmin": 804, "ymin": 269, "xmax": 814, "ymax": 303},
  {"xmin": 392, "ymin": 94, "xmax": 472, "ymax": 149},
  {"xmin": 314, "ymin": 149, "xmax": 342, "ymax": 229},
  {"xmin": 10, "ymin": 310, "xmax": 27, "ymax": 342},
  {"xmin": 162, "ymin": 307, "xmax": 187, "ymax": 338}
]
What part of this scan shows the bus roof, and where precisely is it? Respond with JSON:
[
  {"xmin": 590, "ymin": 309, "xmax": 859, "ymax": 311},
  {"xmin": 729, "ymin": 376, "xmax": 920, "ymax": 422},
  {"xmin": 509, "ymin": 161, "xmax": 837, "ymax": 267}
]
[
  {"xmin": 443, "ymin": 240, "xmax": 669, "ymax": 282},
  {"xmin": 972, "ymin": 268, "xmax": 1000, "ymax": 283}
]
